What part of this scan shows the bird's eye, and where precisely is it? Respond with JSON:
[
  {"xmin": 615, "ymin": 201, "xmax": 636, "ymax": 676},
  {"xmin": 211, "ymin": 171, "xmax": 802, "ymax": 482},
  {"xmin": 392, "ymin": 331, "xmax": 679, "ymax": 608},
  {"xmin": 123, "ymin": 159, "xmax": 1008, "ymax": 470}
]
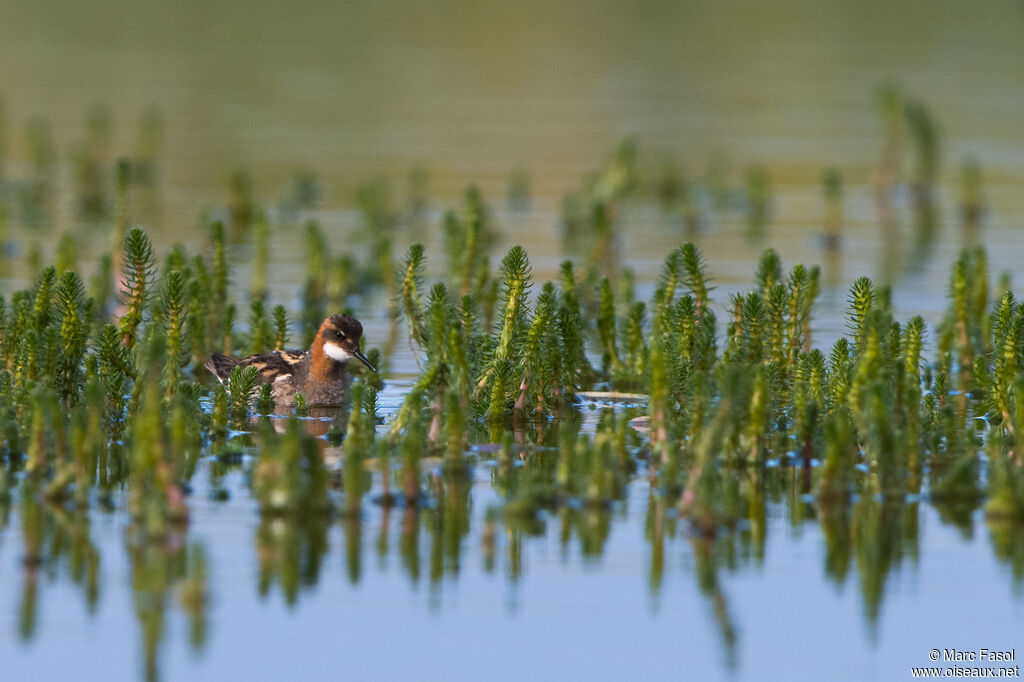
[{"xmin": 334, "ymin": 330, "xmax": 345, "ymax": 339}]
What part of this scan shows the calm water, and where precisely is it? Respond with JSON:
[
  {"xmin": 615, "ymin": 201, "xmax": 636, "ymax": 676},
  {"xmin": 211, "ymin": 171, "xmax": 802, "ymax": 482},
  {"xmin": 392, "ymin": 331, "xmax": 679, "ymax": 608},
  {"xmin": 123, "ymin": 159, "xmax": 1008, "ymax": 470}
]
[{"xmin": 2, "ymin": 1, "xmax": 1024, "ymax": 680}]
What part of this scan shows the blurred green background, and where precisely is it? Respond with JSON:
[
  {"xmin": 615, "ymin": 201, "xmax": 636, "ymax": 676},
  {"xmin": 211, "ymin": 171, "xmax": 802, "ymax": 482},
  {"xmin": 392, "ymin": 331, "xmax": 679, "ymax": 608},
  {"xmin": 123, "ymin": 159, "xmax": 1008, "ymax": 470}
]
[{"xmin": 3, "ymin": 0, "xmax": 1022, "ymax": 205}]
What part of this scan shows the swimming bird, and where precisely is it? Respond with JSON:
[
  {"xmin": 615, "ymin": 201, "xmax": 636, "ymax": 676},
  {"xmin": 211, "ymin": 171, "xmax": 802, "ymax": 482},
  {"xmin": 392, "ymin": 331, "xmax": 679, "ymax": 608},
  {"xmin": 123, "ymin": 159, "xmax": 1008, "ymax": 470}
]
[{"xmin": 204, "ymin": 313, "xmax": 375, "ymax": 406}]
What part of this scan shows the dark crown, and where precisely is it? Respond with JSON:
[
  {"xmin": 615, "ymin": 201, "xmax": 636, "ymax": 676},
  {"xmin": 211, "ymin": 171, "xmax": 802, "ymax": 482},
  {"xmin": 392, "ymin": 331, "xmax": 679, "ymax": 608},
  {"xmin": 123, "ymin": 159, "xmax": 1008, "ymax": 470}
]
[{"xmin": 324, "ymin": 314, "xmax": 363, "ymax": 339}]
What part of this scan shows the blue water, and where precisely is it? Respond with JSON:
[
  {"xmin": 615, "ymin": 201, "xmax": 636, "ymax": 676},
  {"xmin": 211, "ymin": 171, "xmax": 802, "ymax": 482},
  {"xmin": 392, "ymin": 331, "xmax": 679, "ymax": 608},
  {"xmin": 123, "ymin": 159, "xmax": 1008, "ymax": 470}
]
[{"xmin": 2, "ymin": 457, "xmax": 1020, "ymax": 681}]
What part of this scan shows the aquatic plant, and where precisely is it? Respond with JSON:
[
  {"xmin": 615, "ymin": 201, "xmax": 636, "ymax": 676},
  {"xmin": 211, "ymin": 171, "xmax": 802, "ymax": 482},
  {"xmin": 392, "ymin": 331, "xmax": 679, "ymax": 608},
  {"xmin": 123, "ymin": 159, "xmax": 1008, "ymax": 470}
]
[
  {"xmin": 73, "ymin": 105, "xmax": 112, "ymax": 218},
  {"xmin": 744, "ymin": 165, "xmax": 770, "ymax": 239},
  {"xmin": 272, "ymin": 304, "xmax": 289, "ymax": 350},
  {"xmin": 156, "ymin": 269, "xmax": 190, "ymax": 399},
  {"xmin": 247, "ymin": 298, "xmax": 272, "ymax": 356},
  {"xmin": 112, "ymin": 159, "xmax": 132, "ymax": 251},
  {"xmin": 875, "ymin": 82, "xmax": 905, "ymax": 191},
  {"xmin": 822, "ymin": 168, "xmax": 843, "ymax": 249},
  {"xmin": 54, "ymin": 270, "xmax": 89, "ymax": 404},
  {"xmin": 960, "ymin": 158, "xmax": 983, "ymax": 226},
  {"xmin": 209, "ymin": 221, "xmax": 230, "ymax": 351},
  {"xmin": 1, "ymin": 126, "xmax": 1023, "ymax": 679},
  {"xmin": 342, "ymin": 382, "xmax": 378, "ymax": 515},
  {"xmin": 399, "ymin": 243, "xmax": 427, "ymax": 353},
  {"xmin": 444, "ymin": 186, "xmax": 495, "ymax": 301},
  {"xmin": 905, "ymin": 98, "xmax": 939, "ymax": 200},
  {"xmin": 118, "ymin": 227, "xmax": 156, "ymax": 350},
  {"xmin": 227, "ymin": 169, "xmax": 255, "ymax": 234},
  {"xmin": 125, "ymin": 332, "xmax": 192, "ymax": 538},
  {"xmin": 251, "ymin": 212, "xmax": 270, "ymax": 300},
  {"xmin": 226, "ymin": 365, "xmax": 260, "ymax": 427},
  {"xmin": 252, "ymin": 417, "xmax": 329, "ymax": 516}
]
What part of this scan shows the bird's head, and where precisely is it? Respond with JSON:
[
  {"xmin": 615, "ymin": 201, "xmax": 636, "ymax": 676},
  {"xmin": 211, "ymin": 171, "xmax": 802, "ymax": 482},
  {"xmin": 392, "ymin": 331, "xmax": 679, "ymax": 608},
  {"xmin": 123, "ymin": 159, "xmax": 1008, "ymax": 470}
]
[{"xmin": 317, "ymin": 314, "xmax": 376, "ymax": 372}]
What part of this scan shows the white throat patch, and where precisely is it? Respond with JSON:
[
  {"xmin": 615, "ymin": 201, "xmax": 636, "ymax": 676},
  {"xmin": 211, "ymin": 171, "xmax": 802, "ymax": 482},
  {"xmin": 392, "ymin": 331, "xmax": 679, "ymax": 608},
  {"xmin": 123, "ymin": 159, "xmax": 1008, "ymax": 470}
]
[{"xmin": 323, "ymin": 342, "xmax": 354, "ymax": 362}]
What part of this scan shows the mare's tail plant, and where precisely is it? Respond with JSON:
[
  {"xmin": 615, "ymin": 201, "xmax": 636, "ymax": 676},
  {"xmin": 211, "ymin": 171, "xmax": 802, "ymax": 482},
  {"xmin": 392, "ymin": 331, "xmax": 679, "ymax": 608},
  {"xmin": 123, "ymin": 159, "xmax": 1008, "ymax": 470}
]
[
  {"xmin": 157, "ymin": 270, "xmax": 190, "ymax": 399},
  {"xmin": 118, "ymin": 227, "xmax": 157, "ymax": 350}
]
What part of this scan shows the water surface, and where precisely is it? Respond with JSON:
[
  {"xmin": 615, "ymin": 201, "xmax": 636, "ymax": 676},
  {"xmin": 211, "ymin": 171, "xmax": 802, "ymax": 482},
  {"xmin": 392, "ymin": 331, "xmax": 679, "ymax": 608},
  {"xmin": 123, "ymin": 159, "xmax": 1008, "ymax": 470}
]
[{"xmin": 1, "ymin": 1, "xmax": 1024, "ymax": 680}]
